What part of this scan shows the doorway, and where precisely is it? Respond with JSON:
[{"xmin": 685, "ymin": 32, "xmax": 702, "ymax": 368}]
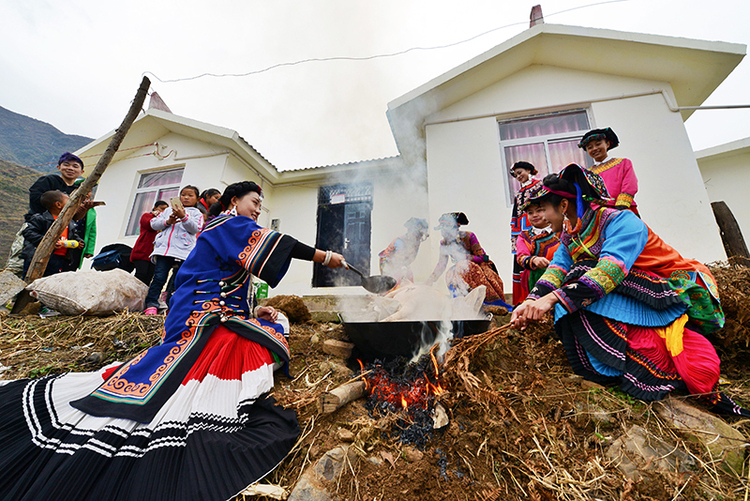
[{"xmin": 313, "ymin": 183, "xmax": 373, "ymax": 287}]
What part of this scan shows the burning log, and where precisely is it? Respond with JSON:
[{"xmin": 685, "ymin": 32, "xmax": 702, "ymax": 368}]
[{"xmin": 317, "ymin": 380, "xmax": 367, "ymax": 414}]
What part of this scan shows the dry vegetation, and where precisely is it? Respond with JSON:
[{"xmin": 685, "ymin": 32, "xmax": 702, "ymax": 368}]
[{"xmin": 1, "ymin": 263, "xmax": 749, "ymax": 500}]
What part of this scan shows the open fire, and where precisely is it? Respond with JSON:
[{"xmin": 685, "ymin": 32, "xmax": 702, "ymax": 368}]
[{"xmin": 358, "ymin": 345, "xmax": 448, "ymax": 447}]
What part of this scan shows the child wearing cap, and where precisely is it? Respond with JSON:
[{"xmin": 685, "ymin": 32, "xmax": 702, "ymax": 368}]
[
  {"xmin": 514, "ymin": 185, "xmax": 560, "ymax": 303},
  {"xmin": 578, "ymin": 128, "xmax": 639, "ymax": 213}
]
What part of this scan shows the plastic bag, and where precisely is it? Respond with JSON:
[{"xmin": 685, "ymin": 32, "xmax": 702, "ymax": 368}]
[{"xmin": 27, "ymin": 269, "xmax": 148, "ymax": 315}]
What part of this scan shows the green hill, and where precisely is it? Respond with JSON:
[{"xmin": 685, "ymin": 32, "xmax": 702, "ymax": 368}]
[
  {"xmin": 0, "ymin": 159, "xmax": 40, "ymax": 265},
  {"xmin": 0, "ymin": 105, "xmax": 93, "ymax": 173}
]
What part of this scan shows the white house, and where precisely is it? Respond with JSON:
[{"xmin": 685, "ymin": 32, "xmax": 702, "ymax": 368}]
[
  {"xmin": 78, "ymin": 23, "xmax": 745, "ymax": 298},
  {"xmin": 696, "ymin": 137, "xmax": 750, "ymax": 241}
]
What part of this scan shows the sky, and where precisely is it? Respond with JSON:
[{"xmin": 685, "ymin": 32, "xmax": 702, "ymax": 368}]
[{"xmin": 1, "ymin": 0, "xmax": 749, "ymax": 171}]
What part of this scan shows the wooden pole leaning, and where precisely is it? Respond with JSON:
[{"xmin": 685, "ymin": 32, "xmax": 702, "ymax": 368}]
[{"xmin": 12, "ymin": 76, "xmax": 151, "ymax": 313}]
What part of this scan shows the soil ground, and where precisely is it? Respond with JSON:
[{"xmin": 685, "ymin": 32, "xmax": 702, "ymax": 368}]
[{"xmin": 1, "ymin": 264, "xmax": 749, "ymax": 500}]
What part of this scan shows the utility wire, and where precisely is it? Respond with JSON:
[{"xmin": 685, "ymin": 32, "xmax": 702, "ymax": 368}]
[{"xmin": 144, "ymin": 0, "xmax": 628, "ymax": 84}]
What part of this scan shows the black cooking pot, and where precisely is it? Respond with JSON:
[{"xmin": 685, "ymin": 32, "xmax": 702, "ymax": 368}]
[{"xmin": 342, "ymin": 316, "xmax": 492, "ymax": 362}]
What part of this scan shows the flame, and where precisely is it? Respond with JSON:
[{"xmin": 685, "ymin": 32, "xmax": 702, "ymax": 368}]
[
  {"xmin": 357, "ymin": 359, "xmax": 368, "ymax": 390},
  {"xmin": 400, "ymin": 395, "xmax": 408, "ymax": 410},
  {"xmin": 429, "ymin": 344, "xmax": 440, "ymax": 379}
]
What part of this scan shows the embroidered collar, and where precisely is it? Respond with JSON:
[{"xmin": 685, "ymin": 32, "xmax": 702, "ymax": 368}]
[{"xmin": 593, "ymin": 156, "xmax": 612, "ymax": 167}]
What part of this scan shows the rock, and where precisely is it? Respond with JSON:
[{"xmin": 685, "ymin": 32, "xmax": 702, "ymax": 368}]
[
  {"xmin": 85, "ymin": 352, "xmax": 105, "ymax": 364},
  {"xmin": 607, "ymin": 425, "xmax": 695, "ymax": 480},
  {"xmin": 328, "ymin": 362, "xmax": 353, "ymax": 376},
  {"xmin": 402, "ymin": 446, "xmax": 423, "ymax": 463},
  {"xmin": 265, "ymin": 295, "xmax": 312, "ymax": 323},
  {"xmin": 0, "ymin": 271, "xmax": 26, "ymax": 308},
  {"xmin": 367, "ymin": 456, "xmax": 383, "ymax": 466},
  {"xmin": 574, "ymin": 401, "xmax": 613, "ymax": 425},
  {"xmin": 288, "ymin": 446, "xmax": 357, "ymax": 501},
  {"xmin": 656, "ymin": 397, "xmax": 747, "ymax": 474},
  {"xmin": 322, "ymin": 339, "xmax": 354, "ymax": 359},
  {"xmin": 310, "ymin": 333, "xmax": 320, "ymax": 344},
  {"xmin": 432, "ymin": 402, "xmax": 449, "ymax": 429},
  {"xmin": 337, "ymin": 428, "xmax": 355, "ymax": 442}
]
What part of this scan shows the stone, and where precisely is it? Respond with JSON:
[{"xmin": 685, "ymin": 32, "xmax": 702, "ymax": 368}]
[
  {"xmin": 432, "ymin": 402, "xmax": 449, "ymax": 429},
  {"xmin": 0, "ymin": 271, "xmax": 26, "ymax": 308},
  {"xmin": 264, "ymin": 295, "xmax": 312, "ymax": 323},
  {"xmin": 402, "ymin": 446, "xmax": 423, "ymax": 463},
  {"xmin": 337, "ymin": 428, "xmax": 355, "ymax": 442},
  {"xmin": 656, "ymin": 397, "xmax": 747, "ymax": 474},
  {"xmin": 322, "ymin": 339, "xmax": 354, "ymax": 359},
  {"xmin": 606, "ymin": 425, "xmax": 695, "ymax": 480},
  {"xmin": 367, "ymin": 456, "xmax": 383, "ymax": 466},
  {"xmin": 289, "ymin": 446, "xmax": 357, "ymax": 501},
  {"xmin": 85, "ymin": 352, "xmax": 105, "ymax": 364},
  {"xmin": 310, "ymin": 333, "xmax": 320, "ymax": 344}
]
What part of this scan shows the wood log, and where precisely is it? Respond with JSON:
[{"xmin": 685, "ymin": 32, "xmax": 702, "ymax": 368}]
[
  {"xmin": 317, "ymin": 380, "xmax": 367, "ymax": 414},
  {"xmin": 711, "ymin": 201, "xmax": 750, "ymax": 267},
  {"xmin": 12, "ymin": 77, "xmax": 151, "ymax": 314}
]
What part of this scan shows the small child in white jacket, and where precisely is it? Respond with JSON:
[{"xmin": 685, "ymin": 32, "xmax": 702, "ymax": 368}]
[{"xmin": 143, "ymin": 186, "xmax": 203, "ymax": 314}]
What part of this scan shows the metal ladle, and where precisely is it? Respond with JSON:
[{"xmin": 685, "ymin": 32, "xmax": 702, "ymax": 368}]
[{"xmin": 343, "ymin": 261, "xmax": 397, "ymax": 294}]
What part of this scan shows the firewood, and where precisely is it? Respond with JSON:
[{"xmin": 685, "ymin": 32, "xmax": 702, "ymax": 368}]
[
  {"xmin": 322, "ymin": 339, "xmax": 354, "ymax": 359},
  {"xmin": 317, "ymin": 380, "xmax": 366, "ymax": 414}
]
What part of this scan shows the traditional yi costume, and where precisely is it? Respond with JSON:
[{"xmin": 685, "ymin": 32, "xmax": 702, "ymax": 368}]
[
  {"xmin": 514, "ymin": 183, "xmax": 560, "ymax": 303},
  {"xmin": 527, "ymin": 164, "xmax": 747, "ymax": 416},
  {"xmin": 0, "ymin": 211, "xmax": 309, "ymax": 500},
  {"xmin": 578, "ymin": 128, "xmax": 639, "ymax": 213},
  {"xmin": 510, "ymin": 163, "xmax": 541, "ymax": 305},
  {"xmin": 430, "ymin": 213, "xmax": 506, "ymax": 304}
]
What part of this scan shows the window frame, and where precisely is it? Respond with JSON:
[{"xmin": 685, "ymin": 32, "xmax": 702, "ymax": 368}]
[
  {"xmin": 498, "ymin": 109, "xmax": 593, "ymax": 207},
  {"xmin": 124, "ymin": 166, "xmax": 185, "ymax": 237}
]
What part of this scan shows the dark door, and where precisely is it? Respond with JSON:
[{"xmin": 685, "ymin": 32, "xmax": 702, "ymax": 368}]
[{"xmin": 313, "ymin": 184, "xmax": 372, "ymax": 287}]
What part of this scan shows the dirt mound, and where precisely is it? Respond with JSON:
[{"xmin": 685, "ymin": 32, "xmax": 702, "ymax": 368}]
[
  {"xmin": 264, "ymin": 294, "xmax": 312, "ymax": 323},
  {"xmin": 2, "ymin": 263, "xmax": 750, "ymax": 500}
]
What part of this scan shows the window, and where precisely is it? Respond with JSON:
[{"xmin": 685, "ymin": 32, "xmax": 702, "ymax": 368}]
[
  {"xmin": 125, "ymin": 168, "xmax": 184, "ymax": 236},
  {"xmin": 499, "ymin": 110, "xmax": 593, "ymax": 204}
]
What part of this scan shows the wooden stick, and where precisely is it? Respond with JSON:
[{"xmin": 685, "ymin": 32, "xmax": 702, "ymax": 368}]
[
  {"xmin": 13, "ymin": 77, "xmax": 150, "ymax": 313},
  {"xmin": 317, "ymin": 380, "xmax": 367, "ymax": 414}
]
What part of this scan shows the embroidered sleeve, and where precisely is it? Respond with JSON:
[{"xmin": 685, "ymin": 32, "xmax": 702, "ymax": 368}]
[
  {"xmin": 553, "ymin": 211, "xmax": 648, "ymax": 312},
  {"xmin": 616, "ymin": 159, "xmax": 638, "ymax": 207}
]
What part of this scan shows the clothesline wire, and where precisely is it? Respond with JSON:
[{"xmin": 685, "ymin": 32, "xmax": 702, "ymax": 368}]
[{"xmin": 144, "ymin": 0, "xmax": 629, "ymax": 84}]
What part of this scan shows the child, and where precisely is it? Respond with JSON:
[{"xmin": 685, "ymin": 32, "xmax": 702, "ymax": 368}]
[
  {"xmin": 21, "ymin": 190, "xmax": 83, "ymax": 279},
  {"xmin": 514, "ymin": 184, "xmax": 560, "ymax": 304},
  {"xmin": 509, "ymin": 161, "xmax": 542, "ymax": 304},
  {"xmin": 578, "ymin": 127, "xmax": 638, "ymax": 213},
  {"xmin": 143, "ymin": 186, "xmax": 203, "ymax": 314},
  {"xmin": 130, "ymin": 200, "xmax": 169, "ymax": 284},
  {"xmin": 197, "ymin": 188, "xmax": 221, "ymax": 216}
]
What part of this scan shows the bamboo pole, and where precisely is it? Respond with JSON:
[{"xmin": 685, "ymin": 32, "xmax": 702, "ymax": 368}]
[{"xmin": 12, "ymin": 77, "xmax": 151, "ymax": 313}]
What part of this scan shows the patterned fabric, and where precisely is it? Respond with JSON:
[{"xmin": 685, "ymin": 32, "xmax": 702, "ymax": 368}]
[
  {"xmin": 514, "ymin": 228, "xmax": 560, "ymax": 303},
  {"xmin": 589, "ymin": 158, "xmax": 638, "ymax": 210},
  {"xmin": 73, "ymin": 214, "xmax": 298, "ymax": 423},
  {"xmin": 527, "ymin": 206, "xmax": 744, "ymax": 414},
  {"xmin": 510, "ymin": 178, "xmax": 541, "ymax": 253},
  {"xmin": 559, "ymin": 163, "xmax": 611, "ymax": 203},
  {"xmin": 431, "ymin": 230, "xmax": 504, "ymax": 302}
]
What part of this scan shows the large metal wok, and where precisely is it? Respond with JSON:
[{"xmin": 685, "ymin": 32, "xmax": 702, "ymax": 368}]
[{"xmin": 342, "ymin": 316, "xmax": 492, "ymax": 362}]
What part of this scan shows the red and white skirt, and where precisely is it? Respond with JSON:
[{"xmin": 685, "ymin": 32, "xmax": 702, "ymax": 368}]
[{"xmin": 0, "ymin": 325, "xmax": 299, "ymax": 501}]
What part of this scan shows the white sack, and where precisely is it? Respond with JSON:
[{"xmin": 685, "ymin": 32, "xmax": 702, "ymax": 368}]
[{"xmin": 27, "ymin": 269, "xmax": 147, "ymax": 315}]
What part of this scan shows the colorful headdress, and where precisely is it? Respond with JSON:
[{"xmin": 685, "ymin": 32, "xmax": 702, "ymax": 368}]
[
  {"xmin": 434, "ymin": 212, "xmax": 469, "ymax": 230},
  {"xmin": 577, "ymin": 128, "xmax": 619, "ymax": 150},
  {"xmin": 539, "ymin": 164, "xmax": 611, "ymax": 219},
  {"xmin": 520, "ymin": 182, "xmax": 550, "ymax": 212}
]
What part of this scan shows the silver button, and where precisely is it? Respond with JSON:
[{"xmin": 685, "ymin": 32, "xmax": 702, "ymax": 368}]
[
  {"xmin": 219, "ymin": 301, "xmax": 225, "ymax": 306},
  {"xmin": 220, "ymin": 316, "xmax": 227, "ymax": 323},
  {"xmin": 220, "ymin": 292, "xmax": 227, "ymax": 298},
  {"xmin": 219, "ymin": 281, "xmax": 225, "ymax": 287}
]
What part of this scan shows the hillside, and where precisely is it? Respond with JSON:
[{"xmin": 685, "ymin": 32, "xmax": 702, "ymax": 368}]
[
  {"xmin": 0, "ymin": 105, "xmax": 93, "ymax": 172},
  {"xmin": 0, "ymin": 159, "xmax": 39, "ymax": 264}
]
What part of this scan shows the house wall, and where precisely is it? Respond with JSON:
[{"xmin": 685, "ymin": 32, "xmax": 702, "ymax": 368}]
[
  {"xmin": 424, "ymin": 65, "xmax": 726, "ymax": 291},
  {"xmin": 698, "ymin": 150, "xmax": 750, "ymax": 240},
  {"xmin": 268, "ymin": 164, "xmax": 430, "ymax": 296},
  {"xmin": 93, "ymin": 133, "xmax": 241, "ymax": 252}
]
